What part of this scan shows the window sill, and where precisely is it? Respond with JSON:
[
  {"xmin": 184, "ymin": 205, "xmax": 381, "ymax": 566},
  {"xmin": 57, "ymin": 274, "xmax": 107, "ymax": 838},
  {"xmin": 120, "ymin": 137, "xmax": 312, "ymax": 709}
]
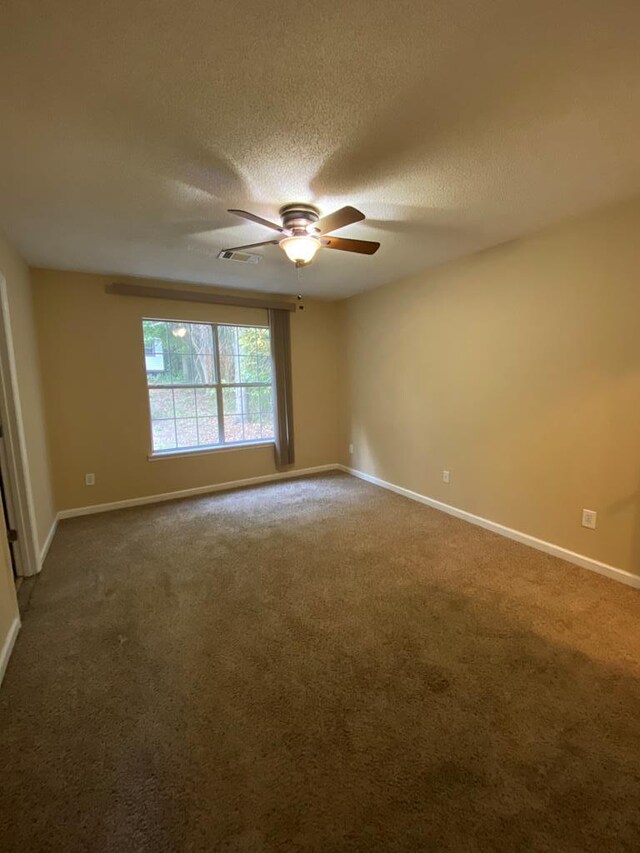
[{"xmin": 148, "ymin": 440, "xmax": 274, "ymax": 461}]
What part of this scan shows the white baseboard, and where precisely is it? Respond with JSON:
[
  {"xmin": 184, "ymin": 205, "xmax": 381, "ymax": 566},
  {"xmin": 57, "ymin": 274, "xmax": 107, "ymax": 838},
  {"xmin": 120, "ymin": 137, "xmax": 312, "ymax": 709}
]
[
  {"xmin": 0, "ymin": 616, "xmax": 20, "ymax": 687},
  {"xmin": 57, "ymin": 464, "xmax": 341, "ymax": 519},
  {"xmin": 338, "ymin": 465, "xmax": 640, "ymax": 590},
  {"xmin": 39, "ymin": 517, "xmax": 58, "ymax": 568}
]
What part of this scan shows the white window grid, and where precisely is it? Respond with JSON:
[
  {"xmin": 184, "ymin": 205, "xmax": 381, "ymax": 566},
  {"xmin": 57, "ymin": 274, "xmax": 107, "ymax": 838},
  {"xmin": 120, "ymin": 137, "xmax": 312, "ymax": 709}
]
[{"xmin": 143, "ymin": 319, "xmax": 274, "ymax": 453}]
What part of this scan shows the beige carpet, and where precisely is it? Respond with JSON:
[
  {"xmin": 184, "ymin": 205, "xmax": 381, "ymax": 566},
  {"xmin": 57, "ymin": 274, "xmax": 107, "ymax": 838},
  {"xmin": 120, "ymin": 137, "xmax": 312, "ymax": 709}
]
[{"xmin": 1, "ymin": 472, "xmax": 640, "ymax": 852}]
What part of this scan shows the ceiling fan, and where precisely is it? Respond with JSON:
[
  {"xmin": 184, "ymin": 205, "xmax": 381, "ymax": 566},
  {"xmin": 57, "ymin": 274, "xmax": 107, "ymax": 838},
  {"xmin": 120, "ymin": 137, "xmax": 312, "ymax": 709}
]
[{"xmin": 222, "ymin": 204, "xmax": 380, "ymax": 267}]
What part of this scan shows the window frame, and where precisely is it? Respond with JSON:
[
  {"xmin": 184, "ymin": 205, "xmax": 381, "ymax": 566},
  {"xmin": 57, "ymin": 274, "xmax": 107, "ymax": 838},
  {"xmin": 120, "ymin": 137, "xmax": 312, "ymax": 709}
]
[{"xmin": 142, "ymin": 316, "xmax": 275, "ymax": 459}]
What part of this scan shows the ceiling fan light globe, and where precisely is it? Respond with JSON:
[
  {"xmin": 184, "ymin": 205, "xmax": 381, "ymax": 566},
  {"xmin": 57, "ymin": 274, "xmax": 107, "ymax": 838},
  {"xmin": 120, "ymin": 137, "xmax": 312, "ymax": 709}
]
[{"xmin": 280, "ymin": 235, "xmax": 321, "ymax": 265}]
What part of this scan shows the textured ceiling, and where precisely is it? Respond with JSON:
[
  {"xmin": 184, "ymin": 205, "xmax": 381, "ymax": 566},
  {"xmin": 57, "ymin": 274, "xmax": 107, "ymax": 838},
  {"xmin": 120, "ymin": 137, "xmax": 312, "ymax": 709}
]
[{"xmin": 1, "ymin": 0, "xmax": 640, "ymax": 299}]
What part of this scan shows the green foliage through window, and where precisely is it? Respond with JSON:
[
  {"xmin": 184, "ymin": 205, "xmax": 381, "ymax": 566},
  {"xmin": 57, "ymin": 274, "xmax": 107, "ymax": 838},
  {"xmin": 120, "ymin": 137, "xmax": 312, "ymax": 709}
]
[{"xmin": 142, "ymin": 319, "xmax": 274, "ymax": 453}]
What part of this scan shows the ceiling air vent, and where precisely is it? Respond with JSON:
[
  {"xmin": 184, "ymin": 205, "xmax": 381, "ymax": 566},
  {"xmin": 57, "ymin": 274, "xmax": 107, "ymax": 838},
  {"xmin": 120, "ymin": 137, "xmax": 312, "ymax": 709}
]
[{"xmin": 217, "ymin": 249, "xmax": 261, "ymax": 264}]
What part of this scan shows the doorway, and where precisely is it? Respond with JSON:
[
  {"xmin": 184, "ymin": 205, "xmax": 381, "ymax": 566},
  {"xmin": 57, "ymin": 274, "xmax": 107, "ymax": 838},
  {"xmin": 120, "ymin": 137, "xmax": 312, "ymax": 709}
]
[
  {"xmin": 0, "ymin": 430, "xmax": 22, "ymax": 576},
  {"xmin": 0, "ymin": 273, "xmax": 38, "ymax": 578}
]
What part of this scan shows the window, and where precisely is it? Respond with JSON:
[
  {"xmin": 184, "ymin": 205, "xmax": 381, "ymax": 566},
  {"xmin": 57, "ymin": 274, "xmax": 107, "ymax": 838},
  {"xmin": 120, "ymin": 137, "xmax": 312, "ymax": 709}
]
[{"xmin": 142, "ymin": 319, "xmax": 274, "ymax": 455}]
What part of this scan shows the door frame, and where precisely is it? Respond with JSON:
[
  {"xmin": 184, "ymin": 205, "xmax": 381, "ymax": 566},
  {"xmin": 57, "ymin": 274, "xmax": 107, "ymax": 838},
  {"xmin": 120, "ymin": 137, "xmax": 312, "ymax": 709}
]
[
  {"xmin": 0, "ymin": 426, "xmax": 25, "ymax": 576},
  {"xmin": 0, "ymin": 273, "xmax": 39, "ymax": 577}
]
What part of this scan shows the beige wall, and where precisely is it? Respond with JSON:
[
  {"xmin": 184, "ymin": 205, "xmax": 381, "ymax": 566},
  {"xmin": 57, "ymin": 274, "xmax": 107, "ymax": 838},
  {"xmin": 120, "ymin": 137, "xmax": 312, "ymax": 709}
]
[
  {"xmin": 343, "ymin": 197, "xmax": 640, "ymax": 577},
  {"xmin": 0, "ymin": 231, "xmax": 56, "ymax": 559},
  {"xmin": 32, "ymin": 270, "xmax": 343, "ymax": 510}
]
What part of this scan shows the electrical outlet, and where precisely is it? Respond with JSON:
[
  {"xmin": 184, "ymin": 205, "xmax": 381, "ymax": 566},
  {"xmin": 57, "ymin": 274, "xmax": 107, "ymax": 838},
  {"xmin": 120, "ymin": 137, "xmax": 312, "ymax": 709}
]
[
  {"xmin": 85, "ymin": 473, "xmax": 95, "ymax": 486},
  {"xmin": 582, "ymin": 509, "xmax": 597, "ymax": 529},
  {"xmin": 442, "ymin": 470, "xmax": 450, "ymax": 484},
  {"xmin": 348, "ymin": 443, "xmax": 354, "ymax": 455}
]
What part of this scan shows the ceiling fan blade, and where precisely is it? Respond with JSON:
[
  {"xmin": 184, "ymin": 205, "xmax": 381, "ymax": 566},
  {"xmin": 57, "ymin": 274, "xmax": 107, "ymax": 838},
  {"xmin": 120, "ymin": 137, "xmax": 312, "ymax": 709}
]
[
  {"xmin": 228, "ymin": 209, "xmax": 284, "ymax": 233},
  {"xmin": 321, "ymin": 236, "xmax": 380, "ymax": 255},
  {"xmin": 221, "ymin": 239, "xmax": 280, "ymax": 252},
  {"xmin": 314, "ymin": 206, "xmax": 365, "ymax": 235}
]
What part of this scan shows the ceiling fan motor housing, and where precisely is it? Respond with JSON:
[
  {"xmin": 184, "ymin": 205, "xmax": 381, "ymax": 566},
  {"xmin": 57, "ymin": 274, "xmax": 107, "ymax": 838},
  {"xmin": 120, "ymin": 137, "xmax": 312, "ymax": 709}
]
[{"xmin": 279, "ymin": 203, "xmax": 320, "ymax": 235}]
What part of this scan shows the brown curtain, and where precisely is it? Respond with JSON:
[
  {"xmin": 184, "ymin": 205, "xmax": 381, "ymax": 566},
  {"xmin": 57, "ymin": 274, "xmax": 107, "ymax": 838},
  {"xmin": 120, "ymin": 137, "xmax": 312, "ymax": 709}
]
[{"xmin": 269, "ymin": 308, "xmax": 295, "ymax": 468}]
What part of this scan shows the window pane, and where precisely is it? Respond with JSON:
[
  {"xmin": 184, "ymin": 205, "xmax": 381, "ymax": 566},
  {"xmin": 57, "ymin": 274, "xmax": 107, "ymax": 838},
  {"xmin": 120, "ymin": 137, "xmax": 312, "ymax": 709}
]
[
  {"xmin": 258, "ymin": 386, "xmax": 273, "ymax": 414},
  {"xmin": 175, "ymin": 418, "xmax": 199, "ymax": 448},
  {"xmin": 220, "ymin": 354, "xmax": 240, "ymax": 384},
  {"xmin": 255, "ymin": 356, "xmax": 272, "ymax": 383},
  {"xmin": 192, "ymin": 353, "xmax": 215, "ymax": 385},
  {"xmin": 218, "ymin": 325, "xmax": 238, "ymax": 357},
  {"xmin": 144, "ymin": 321, "xmax": 216, "ymax": 386},
  {"xmin": 195, "ymin": 388, "xmax": 217, "ymax": 417},
  {"xmin": 224, "ymin": 415, "xmax": 244, "ymax": 443},
  {"xmin": 173, "ymin": 388, "xmax": 196, "ymax": 418},
  {"xmin": 152, "ymin": 419, "xmax": 177, "ymax": 451},
  {"xmin": 236, "ymin": 327, "xmax": 252, "ymax": 356},
  {"xmin": 238, "ymin": 355, "xmax": 272, "ymax": 384},
  {"xmin": 197, "ymin": 418, "xmax": 218, "ymax": 445},
  {"xmin": 167, "ymin": 322, "xmax": 191, "ymax": 352},
  {"xmin": 165, "ymin": 351, "xmax": 193, "ymax": 384},
  {"xmin": 219, "ymin": 383, "xmax": 275, "ymax": 444},
  {"xmin": 144, "ymin": 320, "xmax": 170, "ymax": 383},
  {"xmin": 149, "ymin": 389, "xmax": 174, "ymax": 420},
  {"xmin": 260, "ymin": 413, "xmax": 274, "ymax": 439},
  {"xmin": 237, "ymin": 326, "xmax": 270, "ymax": 357},
  {"xmin": 143, "ymin": 319, "xmax": 168, "ymax": 348},
  {"xmin": 243, "ymin": 417, "xmax": 262, "ymax": 442},
  {"xmin": 189, "ymin": 323, "xmax": 214, "ymax": 354},
  {"xmin": 168, "ymin": 354, "xmax": 214, "ymax": 385},
  {"xmin": 222, "ymin": 386, "xmax": 243, "ymax": 415},
  {"xmin": 244, "ymin": 386, "xmax": 262, "ymax": 414},
  {"xmin": 239, "ymin": 356, "xmax": 257, "ymax": 384}
]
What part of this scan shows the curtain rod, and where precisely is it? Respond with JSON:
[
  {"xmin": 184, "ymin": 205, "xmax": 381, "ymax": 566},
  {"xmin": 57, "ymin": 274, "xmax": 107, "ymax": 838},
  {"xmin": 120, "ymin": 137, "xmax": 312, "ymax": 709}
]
[{"xmin": 106, "ymin": 282, "xmax": 297, "ymax": 312}]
